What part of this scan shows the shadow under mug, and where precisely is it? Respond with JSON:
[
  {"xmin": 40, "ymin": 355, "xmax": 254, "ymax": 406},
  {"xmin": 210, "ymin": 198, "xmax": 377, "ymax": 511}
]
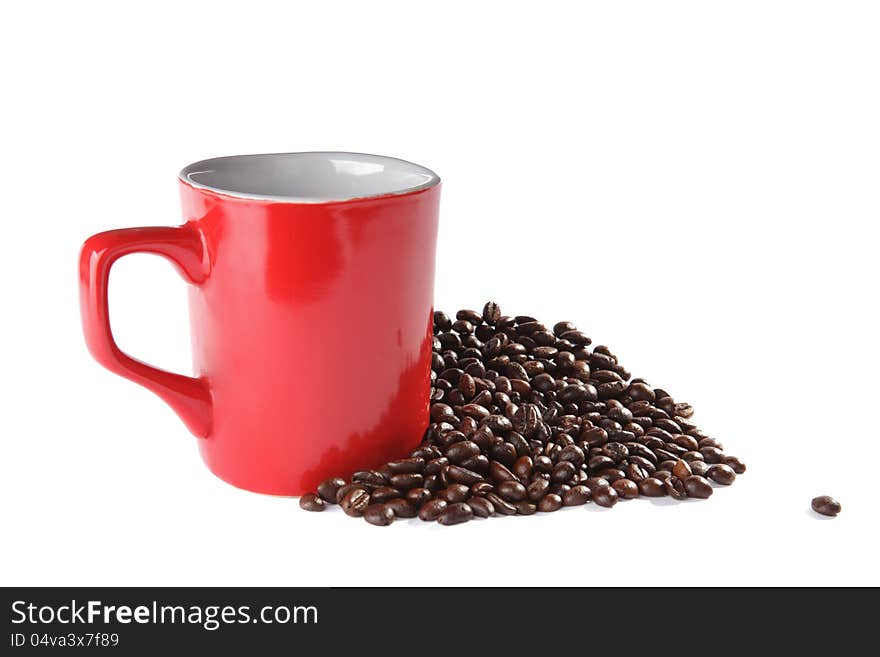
[{"xmin": 79, "ymin": 152, "xmax": 441, "ymax": 495}]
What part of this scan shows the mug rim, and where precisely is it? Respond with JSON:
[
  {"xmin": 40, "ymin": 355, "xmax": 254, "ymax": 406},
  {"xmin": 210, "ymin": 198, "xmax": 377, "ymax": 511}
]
[{"xmin": 178, "ymin": 151, "xmax": 440, "ymax": 204}]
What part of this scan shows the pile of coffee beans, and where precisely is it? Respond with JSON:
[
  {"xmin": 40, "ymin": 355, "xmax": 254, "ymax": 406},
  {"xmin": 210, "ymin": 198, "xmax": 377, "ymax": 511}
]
[{"xmin": 300, "ymin": 303, "xmax": 746, "ymax": 526}]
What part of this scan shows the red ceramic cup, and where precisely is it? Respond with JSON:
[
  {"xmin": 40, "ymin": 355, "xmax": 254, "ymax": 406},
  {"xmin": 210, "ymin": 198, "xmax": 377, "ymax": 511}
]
[{"xmin": 79, "ymin": 152, "xmax": 441, "ymax": 495}]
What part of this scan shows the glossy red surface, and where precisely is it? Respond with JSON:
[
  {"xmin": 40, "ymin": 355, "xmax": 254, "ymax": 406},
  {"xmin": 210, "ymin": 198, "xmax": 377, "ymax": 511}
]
[{"xmin": 80, "ymin": 182, "xmax": 440, "ymax": 495}]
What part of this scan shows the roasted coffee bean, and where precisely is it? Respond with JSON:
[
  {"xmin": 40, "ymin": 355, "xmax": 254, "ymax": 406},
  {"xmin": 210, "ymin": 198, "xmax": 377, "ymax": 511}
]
[
  {"xmin": 707, "ymin": 463, "xmax": 736, "ymax": 485},
  {"xmin": 385, "ymin": 498, "xmax": 417, "ymax": 518},
  {"xmin": 438, "ymin": 502, "xmax": 474, "ymax": 525},
  {"xmin": 672, "ymin": 459, "xmax": 693, "ymax": 480},
  {"xmin": 639, "ymin": 477, "xmax": 666, "ymax": 497},
  {"xmin": 340, "ymin": 488, "xmax": 371, "ymax": 517},
  {"xmin": 700, "ymin": 446, "xmax": 723, "ymax": 464},
  {"xmin": 527, "ymin": 477, "xmax": 551, "ymax": 501},
  {"xmin": 684, "ymin": 476, "xmax": 713, "ymax": 499},
  {"xmin": 515, "ymin": 500, "xmax": 537, "ymax": 515},
  {"xmin": 497, "ymin": 480, "xmax": 528, "ymax": 502},
  {"xmin": 811, "ymin": 495, "xmax": 841, "ymax": 517},
  {"xmin": 512, "ymin": 455, "xmax": 533, "ymax": 481},
  {"xmin": 406, "ymin": 487, "xmax": 433, "ymax": 507},
  {"xmin": 438, "ymin": 484, "xmax": 470, "ymax": 503},
  {"xmin": 445, "ymin": 465, "xmax": 484, "ymax": 485},
  {"xmin": 664, "ymin": 477, "xmax": 688, "ymax": 500},
  {"xmin": 363, "ymin": 503, "xmax": 395, "ymax": 526},
  {"xmin": 690, "ymin": 460, "xmax": 710, "ymax": 477},
  {"xmin": 299, "ymin": 493, "xmax": 325, "ymax": 512},
  {"xmin": 489, "ymin": 460, "xmax": 519, "ymax": 483},
  {"xmin": 389, "ymin": 473, "xmax": 424, "ymax": 490},
  {"xmin": 316, "ymin": 477, "xmax": 346, "ymax": 503},
  {"xmin": 612, "ymin": 478, "xmax": 639, "ymax": 499},
  {"xmin": 563, "ymin": 485, "xmax": 591, "ymax": 506},
  {"xmin": 468, "ymin": 496, "xmax": 495, "ymax": 518},
  {"xmin": 723, "ymin": 456, "xmax": 747, "ymax": 474},
  {"xmin": 352, "ymin": 470, "xmax": 387, "ymax": 487},
  {"xmin": 387, "ymin": 458, "xmax": 425, "ymax": 475},
  {"xmin": 593, "ymin": 486, "xmax": 619, "ymax": 508},
  {"xmin": 485, "ymin": 492, "xmax": 517, "ymax": 516},
  {"xmin": 552, "ymin": 461, "xmax": 577, "ymax": 483},
  {"xmin": 538, "ymin": 493, "xmax": 563, "ymax": 512},
  {"xmin": 418, "ymin": 499, "xmax": 448, "ymax": 521},
  {"xmin": 370, "ymin": 486, "xmax": 402, "ymax": 503}
]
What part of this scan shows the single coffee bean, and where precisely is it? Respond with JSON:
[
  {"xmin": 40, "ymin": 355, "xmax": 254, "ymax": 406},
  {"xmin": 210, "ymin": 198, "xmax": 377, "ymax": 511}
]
[
  {"xmin": 387, "ymin": 457, "xmax": 425, "ymax": 474},
  {"xmin": 468, "ymin": 496, "xmax": 495, "ymax": 518},
  {"xmin": 551, "ymin": 461, "xmax": 577, "ymax": 483},
  {"xmin": 370, "ymin": 486, "xmax": 402, "ymax": 503},
  {"xmin": 497, "ymin": 480, "xmax": 528, "ymax": 502},
  {"xmin": 515, "ymin": 500, "xmax": 537, "ymax": 515},
  {"xmin": 684, "ymin": 475, "xmax": 713, "ymax": 499},
  {"xmin": 385, "ymin": 498, "xmax": 417, "ymax": 518},
  {"xmin": 612, "ymin": 478, "xmax": 639, "ymax": 499},
  {"xmin": 418, "ymin": 499, "xmax": 448, "ymax": 521},
  {"xmin": 299, "ymin": 493, "xmax": 325, "ymax": 512},
  {"xmin": 723, "ymin": 456, "xmax": 747, "ymax": 474},
  {"xmin": 538, "ymin": 493, "xmax": 563, "ymax": 512},
  {"xmin": 593, "ymin": 486, "xmax": 619, "ymax": 507},
  {"xmin": 563, "ymin": 485, "xmax": 591, "ymax": 506},
  {"xmin": 639, "ymin": 477, "xmax": 666, "ymax": 497},
  {"xmin": 585, "ymin": 476, "xmax": 610, "ymax": 491},
  {"xmin": 485, "ymin": 492, "xmax": 517, "ymax": 516},
  {"xmin": 340, "ymin": 487, "xmax": 371, "ymax": 517},
  {"xmin": 690, "ymin": 460, "xmax": 710, "ymax": 477},
  {"xmin": 335, "ymin": 482, "xmax": 359, "ymax": 504},
  {"xmin": 811, "ymin": 496, "xmax": 841, "ymax": 517},
  {"xmin": 406, "ymin": 487, "xmax": 433, "ymax": 507},
  {"xmin": 389, "ymin": 473, "xmax": 424, "ymax": 490},
  {"xmin": 664, "ymin": 477, "xmax": 687, "ymax": 500},
  {"xmin": 363, "ymin": 503, "xmax": 395, "ymax": 526},
  {"xmin": 439, "ymin": 483, "xmax": 470, "ymax": 503},
  {"xmin": 706, "ymin": 463, "xmax": 736, "ymax": 485},
  {"xmin": 512, "ymin": 455, "xmax": 534, "ymax": 481},
  {"xmin": 527, "ymin": 477, "xmax": 551, "ymax": 501},
  {"xmin": 489, "ymin": 460, "xmax": 519, "ymax": 483},
  {"xmin": 316, "ymin": 477, "xmax": 346, "ymax": 503},
  {"xmin": 672, "ymin": 459, "xmax": 693, "ymax": 480},
  {"xmin": 438, "ymin": 502, "xmax": 474, "ymax": 525}
]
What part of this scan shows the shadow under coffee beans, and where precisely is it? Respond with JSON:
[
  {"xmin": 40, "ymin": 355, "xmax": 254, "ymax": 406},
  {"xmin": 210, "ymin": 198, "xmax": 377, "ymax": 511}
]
[{"xmin": 301, "ymin": 302, "xmax": 746, "ymax": 526}]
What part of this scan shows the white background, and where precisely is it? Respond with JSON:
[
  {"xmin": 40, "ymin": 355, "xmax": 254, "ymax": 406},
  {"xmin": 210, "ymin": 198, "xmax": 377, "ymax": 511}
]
[{"xmin": 2, "ymin": 1, "xmax": 878, "ymax": 586}]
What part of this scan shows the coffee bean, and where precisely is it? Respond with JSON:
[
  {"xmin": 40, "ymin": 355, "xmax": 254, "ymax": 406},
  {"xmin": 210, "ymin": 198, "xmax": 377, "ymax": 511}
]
[
  {"xmin": 690, "ymin": 460, "xmax": 710, "ymax": 477},
  {"xmin": 672, "ymin": 459, "xmax": 693, "ymax": 480},
  {"xmin": 316, "ymin": 477, "xmax": 346, "ymax": 503},
  {"xmin": 639, "ymin": 477, "xmax": 666, "ymax": 497},
  {"xmin": 468, "ymin": 496, "xmax": 495, "ymax": 518},
  {"xmin": 707, "ymin": 463, "xmax": 736, "ymax": 485},
  {"xmin": 438, "ymin": 484, "xmax": 470, "ymax": 503},
  {"xmin": 552, "ymin": 461, "xmax": 577, "ymax": 483},
  {"xmin": 446, "ymin": 465, "xmax": 484, "ymax": 485},
  {"xmin": 489, "ymin": 460, "xmax": 519, "ymax": 483},
  {"xmin": 340, "ymin": 488, "xmax": 371, "ymax": 517},
  {"xmin": 723, "ymin": 456, "xmax": 747, "ymax": 474},
  {"xmin": 418, "ymin": 499, "xmax": 448, "ymax": 521},
  {"xmin": 684, "ymin": 476, "xmax": 713, "ymax": 499},
  {"xmin": 363, "ymin": 503, "xmax": 395, "ymax": 526},
  {"xmin": 515, "ymin": 500, "xmax": 537, "ymax": 515},
  {"xmin": 611, "ymin": 478, "xmax": 639, "ymax": 499},
  {"xmin": 438, "ymin": 502, "xmax": 474, "ymax": 525},
  {"xmin": 389, "ymin": 473, "xmax": 424, "ymax": 490},
  {"xmin": 387, "ymin": 458, "xmax": 425, "ymax": 474},
  {"xmin": 497, "ymin": 480, "xmax": 528, "ymax": 502},
  {"xmin": 538, "ymin": 493, "xmax": 563, "ymax": 512},
  {"xmin": 563, "ymin": 485, "xmax": 592, "ymax": 506},
  {"xmin": 485, "ymin": 492, "xmax": 517, "ymax": 515},
  {"xmin": 593, "ymin": 486, "xmax": 619, "ymax": 508},
  {"xmin": 370, "ymin": 486, "xmax": 402, "ymax": 503},
  {"xmin": 299, "ymin": 493, "xmax": 325, "ymax": 512},
  {"xmin": 811, "ymin": 495, "xmax": 841, "ymax": 517},
  {"xmin": 385, "ymin": 498, "xmax": 417, "ymax": 518},
  {"xmin": 664, "ymin": 477, "xmax": 687, "ymax": 500},
  {"xmin": 527, "ymin": 477, "xmax": 551, "ymax": 501},
  {"xmin": 406, "ymin": 487, "xmax": 433, "ymax": 507}
]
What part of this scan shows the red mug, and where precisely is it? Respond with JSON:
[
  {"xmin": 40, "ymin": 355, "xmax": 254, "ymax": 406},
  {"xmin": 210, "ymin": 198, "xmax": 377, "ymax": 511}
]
[{"xmin": 79, "ymin": 152, "xmax": 441, "ymax": 495}]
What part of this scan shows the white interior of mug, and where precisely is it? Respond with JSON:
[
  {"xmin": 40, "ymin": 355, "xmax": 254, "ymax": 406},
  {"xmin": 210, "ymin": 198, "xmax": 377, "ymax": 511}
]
[{"xmin": 179, "ymin": 152, "xmax": 440, "ymax": 203}]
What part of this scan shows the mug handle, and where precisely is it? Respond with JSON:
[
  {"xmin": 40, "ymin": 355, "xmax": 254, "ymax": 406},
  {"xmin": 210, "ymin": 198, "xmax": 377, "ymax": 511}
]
[{"xmin": 78, "ymin": 225, "xmax": 213, "ymax": 437}]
